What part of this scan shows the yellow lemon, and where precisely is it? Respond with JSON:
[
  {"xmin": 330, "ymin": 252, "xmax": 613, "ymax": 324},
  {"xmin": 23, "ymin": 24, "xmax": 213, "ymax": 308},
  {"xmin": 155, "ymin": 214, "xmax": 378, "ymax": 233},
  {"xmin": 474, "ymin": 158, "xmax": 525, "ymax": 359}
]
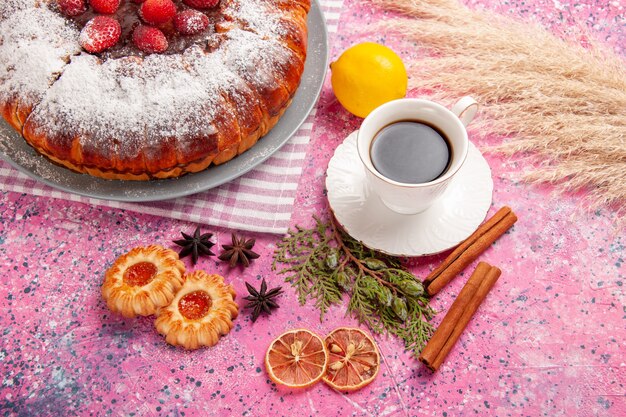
[{"xmin": 330, "ymin": 42, "xmax": 408, "ymax": 118}]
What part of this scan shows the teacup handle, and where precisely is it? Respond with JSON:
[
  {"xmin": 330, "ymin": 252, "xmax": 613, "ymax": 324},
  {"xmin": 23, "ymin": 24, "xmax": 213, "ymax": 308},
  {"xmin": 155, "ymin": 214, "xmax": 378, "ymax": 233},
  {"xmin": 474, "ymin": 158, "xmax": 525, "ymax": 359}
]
[{"xmin": 450, "ymin": 96, "xmax": 479, "ymax": 127}]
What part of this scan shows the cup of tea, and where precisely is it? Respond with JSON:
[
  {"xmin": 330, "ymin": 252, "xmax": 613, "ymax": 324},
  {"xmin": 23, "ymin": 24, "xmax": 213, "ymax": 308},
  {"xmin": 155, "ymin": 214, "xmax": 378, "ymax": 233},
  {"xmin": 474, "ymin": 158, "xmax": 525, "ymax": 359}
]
[{"xmin": 356, "ymin": 97, "xmax": 478, "ymax": 214}]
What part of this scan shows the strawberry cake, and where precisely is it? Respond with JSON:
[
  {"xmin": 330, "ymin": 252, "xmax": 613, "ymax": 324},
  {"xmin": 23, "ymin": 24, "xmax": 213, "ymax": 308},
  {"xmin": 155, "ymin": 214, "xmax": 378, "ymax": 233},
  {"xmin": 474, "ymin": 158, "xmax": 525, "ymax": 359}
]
[{"xmin": 0, "ymin": 0, "xmax": 310, "ymax": 180}]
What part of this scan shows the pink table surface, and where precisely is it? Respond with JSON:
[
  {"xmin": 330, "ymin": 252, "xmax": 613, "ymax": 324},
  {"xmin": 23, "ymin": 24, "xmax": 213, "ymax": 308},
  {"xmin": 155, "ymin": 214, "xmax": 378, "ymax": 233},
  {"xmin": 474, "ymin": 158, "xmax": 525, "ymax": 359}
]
[{"xmin": 1, "ymin": 0, "xmax": 624, "ymax": 416}]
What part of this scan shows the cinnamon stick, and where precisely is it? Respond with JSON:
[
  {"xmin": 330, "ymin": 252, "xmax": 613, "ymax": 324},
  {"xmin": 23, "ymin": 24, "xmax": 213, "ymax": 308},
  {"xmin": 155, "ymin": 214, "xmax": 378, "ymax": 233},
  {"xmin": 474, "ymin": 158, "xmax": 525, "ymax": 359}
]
[
  {"xmin": 419, "ymin": 262, "xmax": 490, "ymax": 368},
  {"xmin": 425, "ymin": 206, "xmax": 516, "ymax": 295},
  {"xmin": 419, "ymin": 262, "xmax": 501, "ymax": 371}
]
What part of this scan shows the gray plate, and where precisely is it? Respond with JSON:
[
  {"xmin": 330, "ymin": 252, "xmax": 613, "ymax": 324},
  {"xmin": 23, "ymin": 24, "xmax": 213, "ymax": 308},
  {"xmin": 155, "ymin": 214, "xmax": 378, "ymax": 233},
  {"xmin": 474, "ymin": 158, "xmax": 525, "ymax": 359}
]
[{"xmin": 0, "ymin": 0, "xmax": 328, "ymax": 202}]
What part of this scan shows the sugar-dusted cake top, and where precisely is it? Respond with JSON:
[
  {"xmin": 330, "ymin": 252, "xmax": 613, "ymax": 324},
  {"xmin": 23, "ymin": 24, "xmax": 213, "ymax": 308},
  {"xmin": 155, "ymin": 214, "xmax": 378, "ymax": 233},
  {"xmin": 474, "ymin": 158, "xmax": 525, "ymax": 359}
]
[
  {"xmin": 0, "ymin": 0, "xmax": 308, "ymax": 155},
  {"xmin": 0, "ymin": 0, "xmax": 310, "ymax": 178}
]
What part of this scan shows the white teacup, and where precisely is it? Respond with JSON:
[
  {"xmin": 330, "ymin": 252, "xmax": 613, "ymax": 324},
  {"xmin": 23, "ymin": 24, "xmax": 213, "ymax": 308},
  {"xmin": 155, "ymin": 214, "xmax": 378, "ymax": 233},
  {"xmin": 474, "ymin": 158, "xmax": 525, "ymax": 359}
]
[{"xmin": 357, "ymin": 97, "xmax": 478, "ymax": 215}]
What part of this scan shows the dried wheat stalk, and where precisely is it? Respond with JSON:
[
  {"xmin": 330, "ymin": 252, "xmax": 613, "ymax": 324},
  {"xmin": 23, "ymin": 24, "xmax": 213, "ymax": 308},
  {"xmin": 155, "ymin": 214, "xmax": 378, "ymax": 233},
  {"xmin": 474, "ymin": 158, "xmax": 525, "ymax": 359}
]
[{"xmin": 371, "ymin": 0, "xmax": 626, "ymax": 215}]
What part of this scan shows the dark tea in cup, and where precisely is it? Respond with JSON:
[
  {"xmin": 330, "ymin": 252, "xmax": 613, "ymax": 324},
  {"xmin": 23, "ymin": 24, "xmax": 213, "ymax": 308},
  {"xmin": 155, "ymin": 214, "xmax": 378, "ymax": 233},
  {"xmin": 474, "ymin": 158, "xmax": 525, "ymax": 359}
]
[
  {"xmin": 369, "ymin": 120, "xmax": 452, "ymax": 184},
  {"xmin": 356, "ymin": 97, "xmax": 476, "ymax": 214}
]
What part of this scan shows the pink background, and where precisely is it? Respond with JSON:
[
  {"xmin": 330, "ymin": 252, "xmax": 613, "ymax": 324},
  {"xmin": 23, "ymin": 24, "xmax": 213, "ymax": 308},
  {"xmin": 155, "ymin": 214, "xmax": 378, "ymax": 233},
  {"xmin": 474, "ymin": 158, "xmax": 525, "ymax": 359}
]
[{"xmin": 1, "ymin": 0, "xmax": 624, "ymax": 416}]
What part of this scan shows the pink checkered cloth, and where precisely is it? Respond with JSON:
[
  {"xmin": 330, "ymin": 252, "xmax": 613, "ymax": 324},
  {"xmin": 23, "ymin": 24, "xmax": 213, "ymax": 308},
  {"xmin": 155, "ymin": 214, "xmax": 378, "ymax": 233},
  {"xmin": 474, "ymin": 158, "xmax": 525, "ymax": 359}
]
[{"xmin": 0, "ymin": 0, "xmax": 343, "ymax": 234}]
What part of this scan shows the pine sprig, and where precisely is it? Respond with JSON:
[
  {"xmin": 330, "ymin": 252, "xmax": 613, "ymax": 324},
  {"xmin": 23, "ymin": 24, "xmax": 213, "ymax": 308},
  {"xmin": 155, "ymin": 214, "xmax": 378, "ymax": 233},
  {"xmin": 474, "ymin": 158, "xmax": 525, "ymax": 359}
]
[
  {"xmin": 272, "ymin": 215, "xmax": 436, "ymax": 358},
  {"xmin": 272, "ymin": 217, "xmax": 342, "ymax": 316}
]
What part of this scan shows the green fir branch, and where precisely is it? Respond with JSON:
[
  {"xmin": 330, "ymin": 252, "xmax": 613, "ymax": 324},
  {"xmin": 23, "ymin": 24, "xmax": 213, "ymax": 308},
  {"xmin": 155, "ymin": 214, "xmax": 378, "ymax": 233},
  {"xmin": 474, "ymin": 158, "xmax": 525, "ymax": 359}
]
[
  {"xmin": 272, "ymin": 216, "xmax": 342, "ymax": 316},
  {"xmin": 272, "ymin": 214, "xmax": 436, "ymax": 358}
]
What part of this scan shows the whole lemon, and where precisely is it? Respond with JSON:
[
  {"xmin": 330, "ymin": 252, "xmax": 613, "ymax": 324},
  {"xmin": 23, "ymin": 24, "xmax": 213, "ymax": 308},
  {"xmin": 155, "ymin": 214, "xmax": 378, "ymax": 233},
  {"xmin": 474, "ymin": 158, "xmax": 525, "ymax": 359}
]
[{"xmin": 330, "ymin": 42, "xmax": 408, "ymax": 118}]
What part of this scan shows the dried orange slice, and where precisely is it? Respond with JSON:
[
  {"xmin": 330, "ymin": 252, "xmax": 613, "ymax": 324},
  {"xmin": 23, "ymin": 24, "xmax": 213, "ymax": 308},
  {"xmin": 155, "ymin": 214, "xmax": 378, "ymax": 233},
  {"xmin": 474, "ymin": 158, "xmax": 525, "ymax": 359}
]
[
  {"xmin": 265, "ymin": 329, "xmax": 329, "ymax": 389},
  {"xmin": 323, "ymin": 327, "xmax": 380, "ymax": 391}
]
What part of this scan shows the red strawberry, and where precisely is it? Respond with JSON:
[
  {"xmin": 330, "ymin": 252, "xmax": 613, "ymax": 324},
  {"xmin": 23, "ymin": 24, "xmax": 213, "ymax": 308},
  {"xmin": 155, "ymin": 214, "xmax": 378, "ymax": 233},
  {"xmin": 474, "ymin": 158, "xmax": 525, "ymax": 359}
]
[
  {"xmin": 80, "ymin": 16, "xmax": 121, "ymax": 53},
  {"xmin": 132, "ymin": 25, "xmax": 169, "ymax": 54},
  {"xmin": 182, "ymin": 0, "xmax": 220, "ymax": 9},
  {"xmin": 140, "ymin": 0, "xmax": 177, "ymax": 25},
  {"xmin": 58, "ymin": 0, "xmax": 87, "ymax": 16},
  {"xmin": 89, "ymin": 0, "xmax": 121, "ymax": 14},
  {"xmin": 174, "ymin": 10, "xmax": 209, "ymax": 35}
]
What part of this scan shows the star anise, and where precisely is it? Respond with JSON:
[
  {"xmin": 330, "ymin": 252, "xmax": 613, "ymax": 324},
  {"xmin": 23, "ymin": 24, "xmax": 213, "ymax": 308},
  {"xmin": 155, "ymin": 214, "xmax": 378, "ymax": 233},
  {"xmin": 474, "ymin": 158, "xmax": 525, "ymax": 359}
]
[
  {"xmin": 173, "ymin": 226, "xmax": 215, "ymax": 265},
  {"xmin": 218, "ymin": 233, "xmax": 260, "ymax": 267},
  {"xmin": 244, "ymin": 279, "xmax": 283, "ymax": 322}
]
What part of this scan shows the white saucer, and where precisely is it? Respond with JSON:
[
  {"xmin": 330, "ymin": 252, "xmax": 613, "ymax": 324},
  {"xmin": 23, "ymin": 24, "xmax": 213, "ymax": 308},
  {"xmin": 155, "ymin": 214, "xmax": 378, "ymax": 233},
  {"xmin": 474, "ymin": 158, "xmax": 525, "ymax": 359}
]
[{"xmin": 326, "ymin": 131, "xmax": 493, "ymax": 257}]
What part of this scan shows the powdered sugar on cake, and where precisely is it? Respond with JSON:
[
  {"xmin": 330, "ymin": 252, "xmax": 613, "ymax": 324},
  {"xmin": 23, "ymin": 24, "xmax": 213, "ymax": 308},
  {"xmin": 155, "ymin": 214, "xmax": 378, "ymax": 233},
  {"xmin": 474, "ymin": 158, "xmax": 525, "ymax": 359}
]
[
  {"xmin": 0, "ymin": 6, "xmax": 80, "ymax": 108},
  {"xmin": 0, "ymin": 0, "xmax": 36, "ymax": 20},
  {"xmin": 223, "ymin": 0, "xmax": 285, "ymax": 38},
  {"xmin": 27, "ymin": 27, "xmax": 296, "ymax": 160},
  {"xmin": 222, "ymin": 29, "xmax": 294, "ymax": 90}
]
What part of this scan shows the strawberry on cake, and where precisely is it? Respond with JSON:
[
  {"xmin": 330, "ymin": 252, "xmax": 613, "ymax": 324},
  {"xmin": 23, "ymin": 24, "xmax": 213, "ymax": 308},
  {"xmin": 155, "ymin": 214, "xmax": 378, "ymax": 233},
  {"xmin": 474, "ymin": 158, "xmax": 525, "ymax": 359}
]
[{"xmin": 0, "ymin": 0, "xmax": 310, "ymax": 180}]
